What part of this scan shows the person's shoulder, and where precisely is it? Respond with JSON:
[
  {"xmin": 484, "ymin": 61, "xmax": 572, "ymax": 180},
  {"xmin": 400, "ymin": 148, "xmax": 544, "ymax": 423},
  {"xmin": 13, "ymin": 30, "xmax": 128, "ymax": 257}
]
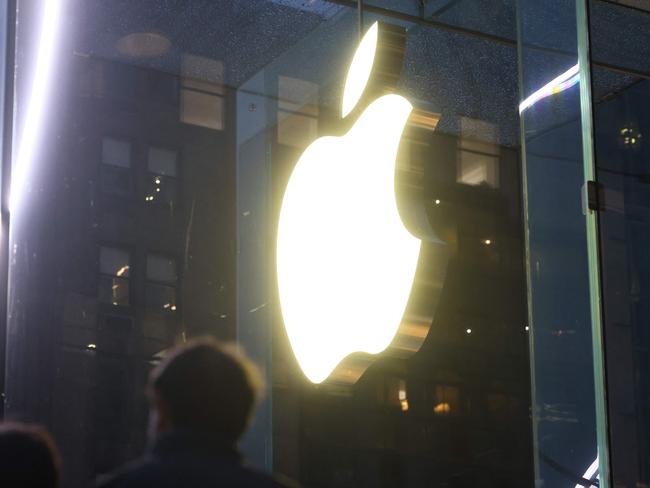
[
  {"xmin": 238, "ymin": 464, "xmax": 300, "ymax": 488},
  {"xmin": 94, "ymin": 458, "xmax": 164, "ymax": 488}
]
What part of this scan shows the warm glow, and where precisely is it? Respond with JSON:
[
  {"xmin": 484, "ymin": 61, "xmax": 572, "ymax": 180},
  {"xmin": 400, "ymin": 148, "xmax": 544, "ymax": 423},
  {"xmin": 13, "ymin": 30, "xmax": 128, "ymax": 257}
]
[
  {"xmin": 341, "ymin": 23, "xmax": 378, "ymax": 118},
  {"xmin": 434, "ymin": 402, "xmax": 451, "ymax": 414},
  {"xmin": 277, "ymin": 22, "xmax": 419, "ymax": 384}
]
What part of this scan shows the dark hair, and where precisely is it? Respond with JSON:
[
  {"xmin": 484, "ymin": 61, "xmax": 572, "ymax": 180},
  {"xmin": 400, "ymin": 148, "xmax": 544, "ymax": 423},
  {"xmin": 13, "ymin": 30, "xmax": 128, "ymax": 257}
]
[
  {"xmin": 0, "ymin": 422, "xmax": 60, "ymax": 488},
  {"xmin": 149, "ymin": 337, "xmax": 262, "ymax": 445}
]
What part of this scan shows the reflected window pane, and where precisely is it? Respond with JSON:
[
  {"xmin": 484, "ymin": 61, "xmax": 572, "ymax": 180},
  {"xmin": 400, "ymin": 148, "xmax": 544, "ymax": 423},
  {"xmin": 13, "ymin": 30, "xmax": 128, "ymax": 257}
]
[
  {"xmin": 148, "ymin": 147, "xmax": 177, "ymax": 177},
  {"xmin": 434, "ymin": 385, "xmax": 460, "ymax": 416},
  {"xmin": 98, "ymin": 276, "xmax": 130, "ymax": 306},
  {"xmin": 277, "ymin": 110, "xmax": 318, "ymax": 148},
  {"xmin": 147, "ymin": 71, "xmax": 178, "ymax": 105},
  {"xmin": 457, "ymin": 150, "xmax": 499, "ymax": 188},
  {"xmin": 102, "ymin": 137, "xmax": 131, "ymax": 168},
  {"xmin": 145, "ymin": 175, "xmax": 177, "ymax": 206},
  {"xmin": 145, "ymin": 283, "xmax": 177, "ymax": 311},
  {"xmin": 180, "ymin": 89, "xmax": 224, "ymax": 130},
  {"xmin": 278, "ymin": 75, "xmax": 319, "ymax": 116},
  {"xmin": 181, "ymin": 54, "xmax": 224, "ymax": 90},
  {"xmin": 146, "ymin": 255, "xmax": 177, "ymax": 283},
  {"xmin": 100, "ymin": 165, "xmax": 132, "ymax": 197},
  {"xmin": 99, "ymin": 247, "xmax": 130, "ymax": 277},
  {"xmin": 277, "ymin": 75, "xmax": 318, "ymax": 148},
  {"xmin": 457, "ymin": 117, "xmax": 500, "ymax": 188}
]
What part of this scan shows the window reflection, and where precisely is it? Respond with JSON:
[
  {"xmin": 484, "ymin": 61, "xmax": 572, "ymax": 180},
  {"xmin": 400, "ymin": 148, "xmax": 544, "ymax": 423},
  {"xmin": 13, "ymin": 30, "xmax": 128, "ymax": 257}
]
[
  {"xmin": 7, "ymin": 2, "xmax": 533, "ymax": 487},
  {"xmin": 101, "ymin": 137, "xmax": 132, "ymax": 197},
  {"xmin": 434, "ymin": 385, "xmax": 460, "ymax": 416},
  {"xmin": 102, "ymin": 137, "xmax": 131, "ymax": 168},
  {"xmin": 180, "ymin": 54, "xmax": 224, "ymax": 130},
  {"xmin": 457, "ymin": 117, "xmax": 500, "ymax": 188},
  {"xmin": 98, "ymin": 246, "xmax": 130, "ymax": 306},
  {"xmin": 146, "ymin": 254, "xmax": 178, "ymax": 312},
  {"xmin": 277, "ymin": 75, "xmax": 319, "ymax": 148},
  {"xmin": 146, "ymin": 146, "xmax": 178, "ymax": 206}
]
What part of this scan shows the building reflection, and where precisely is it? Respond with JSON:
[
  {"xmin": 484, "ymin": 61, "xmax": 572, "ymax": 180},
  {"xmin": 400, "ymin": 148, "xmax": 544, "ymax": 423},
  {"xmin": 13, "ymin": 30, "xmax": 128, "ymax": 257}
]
[
  {"xmin": 9, "ymin": 3, "xmax": 532, "ymax": 487},
  {"xmin": 48, "ymin": 46, "xmax": 534, "ymax": 485}
]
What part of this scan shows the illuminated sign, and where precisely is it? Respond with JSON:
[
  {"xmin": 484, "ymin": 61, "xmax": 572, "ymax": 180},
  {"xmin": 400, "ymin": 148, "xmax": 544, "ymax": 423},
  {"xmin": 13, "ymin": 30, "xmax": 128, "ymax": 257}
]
[{"xmin": 277, "ymin": 22, "xmax": 424, "ymax": 384}]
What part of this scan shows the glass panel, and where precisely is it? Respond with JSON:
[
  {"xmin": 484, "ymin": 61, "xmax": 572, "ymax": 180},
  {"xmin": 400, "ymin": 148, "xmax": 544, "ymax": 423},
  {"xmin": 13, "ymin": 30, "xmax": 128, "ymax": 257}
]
[
  {"xmin": 588, "ymin": 1, "xmax": 650, "ymax": 485},
  {"xmin": 238, "ymin": 4, "xmax": 532, "ymax": 487},
  {"xmin": 517, "ymin": 0, "xmax": 609, "ymax": 486},
  {"xmin": 6, "ymin": 2, "xmax": 533, "ymax": 487}
]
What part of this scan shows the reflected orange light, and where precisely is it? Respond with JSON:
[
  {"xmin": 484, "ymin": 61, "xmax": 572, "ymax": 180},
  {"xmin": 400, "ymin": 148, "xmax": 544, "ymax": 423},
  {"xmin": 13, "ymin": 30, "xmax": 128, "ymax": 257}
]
[{"xmin": 433, "ymin": 402, "xmax": 451, "ymax": 414}]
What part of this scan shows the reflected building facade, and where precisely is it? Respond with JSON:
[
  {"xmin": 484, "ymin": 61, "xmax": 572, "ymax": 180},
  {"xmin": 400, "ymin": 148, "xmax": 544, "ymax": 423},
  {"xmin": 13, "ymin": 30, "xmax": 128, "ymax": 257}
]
[
  {"xmin": 19, "ymin": 1, "xmax": 650, "ymax": 487},
  {"xmin": 38, "ymin": 44, "xmax": 531, "ymax": 487}
]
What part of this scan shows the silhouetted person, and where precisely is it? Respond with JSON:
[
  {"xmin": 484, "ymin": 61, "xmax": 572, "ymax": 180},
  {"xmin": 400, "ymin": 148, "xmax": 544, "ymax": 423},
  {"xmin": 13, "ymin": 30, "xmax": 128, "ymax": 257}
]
[
  {"xmin": 97, "ymin": 337, "xmax": 296, "ymax": 487},
  {"xmin": 0, "ymin": 422, "xmax": 60, "ymax": 488}
]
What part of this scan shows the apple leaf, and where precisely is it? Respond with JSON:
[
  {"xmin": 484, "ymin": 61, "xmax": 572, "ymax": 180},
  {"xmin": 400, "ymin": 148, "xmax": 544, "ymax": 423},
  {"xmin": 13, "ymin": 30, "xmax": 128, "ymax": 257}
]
[{"xmin": 341, "ymin": 22, "xmax": 378, "ymax": 118}]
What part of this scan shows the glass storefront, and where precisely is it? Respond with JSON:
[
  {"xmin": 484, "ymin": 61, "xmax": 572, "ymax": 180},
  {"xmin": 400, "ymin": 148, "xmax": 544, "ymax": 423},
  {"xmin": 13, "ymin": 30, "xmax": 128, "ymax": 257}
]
[{"xmin": 0, "ymin": 1, "xmax": 648, "ymax": 487}]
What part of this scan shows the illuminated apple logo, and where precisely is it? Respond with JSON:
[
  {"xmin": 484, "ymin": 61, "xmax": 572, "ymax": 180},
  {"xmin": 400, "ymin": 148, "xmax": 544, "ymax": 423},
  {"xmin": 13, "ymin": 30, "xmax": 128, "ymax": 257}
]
[{"xmin": 277, "ymin": 22, "xmax": 423, "ymax": 384}]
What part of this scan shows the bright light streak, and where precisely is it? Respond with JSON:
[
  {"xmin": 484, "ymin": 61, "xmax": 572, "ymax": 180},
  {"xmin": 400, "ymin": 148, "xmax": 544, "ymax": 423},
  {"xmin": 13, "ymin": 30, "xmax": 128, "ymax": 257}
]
[
  {"xmin": 341, "ymin": 22, "xmax": 377, "ymax": 118},
  {"xmin": 574, "ymin": 457, "xmax": 599, "ymax": 488},
  {"xmin": 519, "ymin": 64, "xmax": 579, "ymax": 113},
  {"xmin": 116, "ymin": 265, "xmax": 129, "ymax": 277},
  {"xmin": 10, "ymin": 0, "xmax": 64, "ymax": 213}
]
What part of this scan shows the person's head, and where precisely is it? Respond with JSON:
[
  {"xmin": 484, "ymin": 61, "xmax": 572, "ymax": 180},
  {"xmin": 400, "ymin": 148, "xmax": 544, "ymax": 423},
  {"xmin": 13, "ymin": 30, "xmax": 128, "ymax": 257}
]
[
  {"xmin": 0, "ymin": 422, "xmax": 60, "ymax": 488},
  {"xmin": 148, "ymin": 337, "xmax": 262, "ymax": 447}
]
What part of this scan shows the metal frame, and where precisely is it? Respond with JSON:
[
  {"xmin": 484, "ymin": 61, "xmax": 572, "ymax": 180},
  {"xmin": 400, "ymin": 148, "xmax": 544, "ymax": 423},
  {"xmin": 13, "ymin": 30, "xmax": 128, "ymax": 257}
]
[{"xmin": 0, "ymin": 0, "xmax": 16, "ymax": 419}]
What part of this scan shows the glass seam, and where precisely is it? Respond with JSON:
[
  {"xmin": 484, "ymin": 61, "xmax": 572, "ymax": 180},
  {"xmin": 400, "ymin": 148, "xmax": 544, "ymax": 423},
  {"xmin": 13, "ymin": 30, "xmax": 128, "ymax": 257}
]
[
  {"xmin": 576, "ymin": 0, "xmax": 611, "ymax": 486},
  {"xmin": 515, "ymin": 2, "xmax": 542, "ymax": 484}
]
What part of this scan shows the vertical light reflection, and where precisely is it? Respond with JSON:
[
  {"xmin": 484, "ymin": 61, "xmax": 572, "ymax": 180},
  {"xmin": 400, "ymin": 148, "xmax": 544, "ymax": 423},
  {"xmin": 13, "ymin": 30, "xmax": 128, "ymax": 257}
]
[{"xmin": 10, "ymin": 0, "xmax": 63, "ymax": 213}]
